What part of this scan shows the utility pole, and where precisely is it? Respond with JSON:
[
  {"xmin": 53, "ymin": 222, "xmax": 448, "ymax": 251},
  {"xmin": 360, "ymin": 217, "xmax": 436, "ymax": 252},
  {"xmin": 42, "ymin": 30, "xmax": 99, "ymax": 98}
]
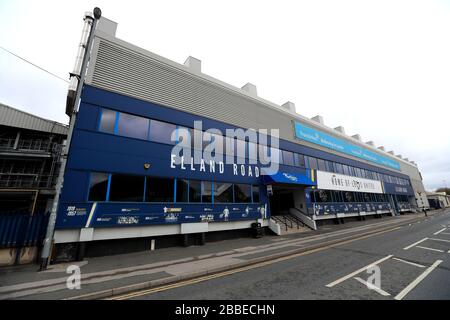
[{"xmin": 39, "ymin": 7, "xmax": 102, "ymax": 270}]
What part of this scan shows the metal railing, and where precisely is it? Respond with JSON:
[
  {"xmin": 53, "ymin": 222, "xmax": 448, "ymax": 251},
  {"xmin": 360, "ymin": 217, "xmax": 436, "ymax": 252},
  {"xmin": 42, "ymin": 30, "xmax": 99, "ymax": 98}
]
[
  {"xmin": 0, "ymin": 138, "xmax": 62, "ymax": 154},
  {"xmin": 0, "ymin": 174, "xmax": 59, "ymax": 189},
  {"xmin": 271, "ymin": 213, "xmax": 306, "ymax": 231}
]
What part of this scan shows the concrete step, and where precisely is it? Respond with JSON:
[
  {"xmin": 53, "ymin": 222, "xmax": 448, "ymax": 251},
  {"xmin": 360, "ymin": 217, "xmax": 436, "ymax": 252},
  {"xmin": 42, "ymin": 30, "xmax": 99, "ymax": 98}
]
[{"xmin": 280, "ymin": 226, "xmax": 311, "ymax": 235}]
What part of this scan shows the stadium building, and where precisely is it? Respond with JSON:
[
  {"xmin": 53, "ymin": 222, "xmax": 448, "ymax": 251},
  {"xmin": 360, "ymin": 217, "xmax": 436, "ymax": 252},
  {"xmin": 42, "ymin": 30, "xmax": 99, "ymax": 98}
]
[{"xmin": 53, "ymin": 14, "xmax": 430, "ymax": 260}]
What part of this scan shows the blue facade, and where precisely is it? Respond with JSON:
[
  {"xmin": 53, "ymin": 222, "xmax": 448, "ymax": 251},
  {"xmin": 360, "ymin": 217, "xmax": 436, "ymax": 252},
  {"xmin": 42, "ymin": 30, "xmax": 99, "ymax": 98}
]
[{"xmin": 56, "ymin": 85, "xmax": 415, "ymax": 230}]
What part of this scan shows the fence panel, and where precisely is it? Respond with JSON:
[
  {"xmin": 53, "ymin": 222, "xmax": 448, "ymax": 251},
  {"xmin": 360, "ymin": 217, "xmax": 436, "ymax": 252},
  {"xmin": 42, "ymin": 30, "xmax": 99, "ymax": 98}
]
[{"xmin": 0, "ymin": 212, "xmax": 49, "ymax": 249}]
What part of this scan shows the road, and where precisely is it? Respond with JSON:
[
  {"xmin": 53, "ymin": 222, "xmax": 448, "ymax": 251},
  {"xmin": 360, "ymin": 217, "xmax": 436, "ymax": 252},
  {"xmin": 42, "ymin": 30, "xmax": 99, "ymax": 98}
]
[{"xmin": 115, "ymin": 211, "xmax": 450, "ymax": 300}]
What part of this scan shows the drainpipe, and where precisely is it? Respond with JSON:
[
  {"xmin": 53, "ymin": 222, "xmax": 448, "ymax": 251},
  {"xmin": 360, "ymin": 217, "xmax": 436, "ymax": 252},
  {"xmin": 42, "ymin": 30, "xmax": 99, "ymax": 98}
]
[{"xmin": 39, "ymin": 7, "xmax": 102, "ymax": 271}]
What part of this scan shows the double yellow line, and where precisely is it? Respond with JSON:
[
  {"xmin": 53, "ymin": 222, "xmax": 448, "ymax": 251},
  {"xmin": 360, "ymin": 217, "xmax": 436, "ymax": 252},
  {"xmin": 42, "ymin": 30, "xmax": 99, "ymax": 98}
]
[{"xmin": 107, "ymin": 226, "xmax": 401, "ymax": 300}]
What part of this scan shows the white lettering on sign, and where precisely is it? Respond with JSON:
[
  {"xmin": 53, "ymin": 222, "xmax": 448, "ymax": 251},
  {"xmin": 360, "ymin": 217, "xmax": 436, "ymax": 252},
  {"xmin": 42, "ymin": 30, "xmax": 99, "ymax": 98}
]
[
  {"xmin": 316, "ymin": 170, "xmax": 383, "ymax": 194},
  {"xmin": 171, "ymin": 154, "xmax": 260, "ymax": 178}
]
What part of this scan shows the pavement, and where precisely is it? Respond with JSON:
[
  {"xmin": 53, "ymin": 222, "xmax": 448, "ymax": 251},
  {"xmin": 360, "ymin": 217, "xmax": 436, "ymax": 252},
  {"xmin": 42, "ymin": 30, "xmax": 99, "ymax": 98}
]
[{"xmin": 0, "ymin": 209, "xmax": 448, "ymax": 300}]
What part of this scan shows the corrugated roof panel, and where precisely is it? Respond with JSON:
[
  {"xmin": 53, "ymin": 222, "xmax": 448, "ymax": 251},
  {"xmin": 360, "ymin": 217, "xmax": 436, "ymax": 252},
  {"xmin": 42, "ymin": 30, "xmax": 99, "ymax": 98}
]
[{"xmin": 0, "ymin": 103, "xmax": 68, "ymax": 135}]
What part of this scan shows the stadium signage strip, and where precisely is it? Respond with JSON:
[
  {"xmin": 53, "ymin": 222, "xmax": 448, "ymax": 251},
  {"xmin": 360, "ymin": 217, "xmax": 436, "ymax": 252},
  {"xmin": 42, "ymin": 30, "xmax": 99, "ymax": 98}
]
[
  {"xmin": 316, "ymin": 170, "xmax": 384, "ymax": 194},
  {"xmin": 293, "ymin": 122, "xmax": 401, "ymax": 170}
]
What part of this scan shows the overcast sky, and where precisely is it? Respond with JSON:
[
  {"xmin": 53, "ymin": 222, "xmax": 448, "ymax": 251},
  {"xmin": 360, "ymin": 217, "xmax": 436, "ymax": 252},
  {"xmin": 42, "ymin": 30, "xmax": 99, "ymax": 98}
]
[{"xmin": 0, "ymin": 0, "xmax": 449, "ymax": 191}]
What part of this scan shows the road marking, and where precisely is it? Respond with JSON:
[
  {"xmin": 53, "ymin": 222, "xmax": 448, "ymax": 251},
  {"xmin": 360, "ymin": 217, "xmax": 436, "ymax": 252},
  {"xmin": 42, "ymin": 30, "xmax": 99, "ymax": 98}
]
[
  {"xmin": 325, "ymin": 255, "xmax": 393, "ymax": 288},
  {"xmin": 394, "ymin": 260, "xmax": 443, "ymax": 300},
  {"xmin": 440, "ymin": 232, "xmax": 450, "ymax": 235},
  {"xmin": 403, "ymin": 238, "xmax": 428, "ymax": 250},
  {"xmin": 433, "ymin": 228, "xmax": 446, "ymax": 235},
  {"xmin": 416, "ymin": 246, "xmax": 444, "ymax": 253},
  {"xmin": 429, "ymin": 238, "xmax": 450, "ymax": 243},
  {"xmin": 353, "ymin": 277, "xmax": 391, "ymax": 296},
  {"xmin": 392, "ymin": 257, "xmax": 425, "ymax": 268},
  {"xmin": 104, "ymin": 227, "xmax": 402, "ymax": 300}
]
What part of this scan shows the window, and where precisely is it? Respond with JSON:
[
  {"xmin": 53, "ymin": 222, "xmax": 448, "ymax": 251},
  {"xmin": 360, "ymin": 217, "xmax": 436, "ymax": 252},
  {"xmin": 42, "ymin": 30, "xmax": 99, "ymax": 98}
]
[
  {"xmin": 317, "ymin": 158, "xmax": 326, "ymax": 171},
  {"xmin": 343, "ymin": 191, "xmax": 354, "ymax": 202},
  {"xmin": 282, "ymin": 150, "xmax": 294, "ymax": 166},
  {"xmin": 325, "ymin": 161, "xmax": 335, "ymax": 172},
  {"xmin": 109, "ymin": 174, "xmax": 145, "ymax": 202},
  {"xmin": 333, "ymin": 191, "xmax": 342, "ymax": 202},
  {"xmin": 214, "ymin": 182, "xmax": 234, "ymax": 203},
  {"xmin": 189, "ymin": 180, "xmax": 202, "ymax": 203},
  {"xmin": 117, "ymin": 112, "xmax": 149, "ymax": 140},
  {"xmin": 335, "ymin": 163, "xmax": 344, "ymax": 174},
  {"xmin": 316, "ymin": 190, "xmax": 331, "ymax": 203},
  {"xmin": 234, "ymin": 184, "xmax": 252, "ymax": 203},
  {"xmin": 99, "ymin": 109, "xmax": 117, "ymax": 134},
  {"xmin": 145, "ymin": 177, "xmax": 174, "ymax": 202},
  {"xmin": 202, "ymin": 181, "xmax": 213, "ymax": 203},
  {"xmin": 248, "ymin": 142, "xmax": 258, "ymax": 161},
  {"xmin": 307, "ymin": 156, "xmax": 318, "ymax": 170},
  {"xmin": 363, "ymin": 193, "xmax": 371, "ymax": 202},
  {"xmin": 176, "ymin": 179, "xmax": 189, "ymax": 202},
  {"xmin": 342, "ymin": 165, "xmax": 350, "ymax": 176},
  {"xmin": 294, "ymin": 153, "xmax": 305, "ymax": 168},
  {"xmin": 271, "ymin": 148, "xmax": 281, "ymax": 164},
  {"xmin": 252, "ymin": 185, "xmax": 260, "ymax": 203},
  {"xmin": 88, "ymin": 172, "xmax": 109, "ymax": 201},
  {"xmin": 149, "ymin": 119, "xmax": 177, "ymax": 145}
]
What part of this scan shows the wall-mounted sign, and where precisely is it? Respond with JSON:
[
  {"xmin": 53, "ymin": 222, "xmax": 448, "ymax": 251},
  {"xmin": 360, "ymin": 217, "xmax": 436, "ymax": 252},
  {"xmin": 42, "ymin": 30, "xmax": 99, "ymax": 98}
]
[
  {"xmin": 316, "ymin": 170, "xmax": 384, "ymax": 194},
  {"xmin": 293, "ymin": 122, "xmax": 400, "ymax": 171}
]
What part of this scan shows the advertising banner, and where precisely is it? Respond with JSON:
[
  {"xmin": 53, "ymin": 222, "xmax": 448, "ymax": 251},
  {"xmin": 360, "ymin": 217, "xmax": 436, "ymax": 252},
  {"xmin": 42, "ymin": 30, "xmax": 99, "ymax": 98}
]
[
  {"xmin": 316, "ymin": 170, "xmax": 384, "ymax": 194},
  {"xmin": 294, "ymin": 122, "xmax": 401, "ymax": 170}
]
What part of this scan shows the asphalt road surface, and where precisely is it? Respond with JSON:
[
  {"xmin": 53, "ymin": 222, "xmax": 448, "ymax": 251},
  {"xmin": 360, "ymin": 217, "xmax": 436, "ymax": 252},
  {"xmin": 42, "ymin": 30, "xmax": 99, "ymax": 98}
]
[{"xmin": 123, "ymin": 211, "xmax": 450, "ymax": 300}]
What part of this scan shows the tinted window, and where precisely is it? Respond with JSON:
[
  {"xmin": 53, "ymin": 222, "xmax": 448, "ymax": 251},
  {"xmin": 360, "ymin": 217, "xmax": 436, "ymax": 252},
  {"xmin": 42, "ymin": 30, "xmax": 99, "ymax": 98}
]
[
  {"xmin": 149, "ymin": 120, "xmax": 177, "ymax": 145},
  {"xmin": 234, "ymin": 184, "xmax": 251, "ymax": 203},
  {"xmin": 308, "ymin": 157, "xmax": 318, "ymax": 170},
  {"xmin": 189, "ymin": 180, "xmax": 202, "ymax": 203},
  {"xmin": 117, "ymin": 112, "xmax": 149, "ymax": 140},
  {"xmin": 214, "ymin": 182, "xmax": 234, "ymax": 203},
  {"xmin": 343, "ymin": 191, "xmax": 354, "ymax": 202},
  {"xmin": 146, "ymin": 176, "xmax": 174, "ymax": 202},
  {"xmin": 99, "ymin": 109, "xmax": 117, "ymax": 134},
  {"xmin": 325, "ymin": 161, "xmax": 335, "ymax": 172},
  {"xmin": 282, "ymin": 150, "xmax": 294, "ymax": 166},
  {"xmin": 294, "ymin": 153, "xmax": 305, "ymax": 167},
  {"xmin": 335, "ymin": 163, "xmax": 344, "ymax": 174},
  {"xmin": 252, "ymin": 185, "xmax": 260, "ymax": 203},
  {"xmin": 317, "ymin": 158, "xmax": 326, "ymax": 171},
  {"xmin": 342, "ymin": 164, "xmax": 349, "ymax": 176},
  {"xmin": 248, "ymin": 142, "xmax": 258, "ymax": 161},
  {"xmin": 202, "ymin": 181, "xmax": 213, "ymax": 203},
  {"xmin": 176, "ymin": 179, "xmax": 189, "ymax": 202},
  {"xmin": 88, "ymin": 172, "xmax": 109, "ymax": 201},
  {"xmin": 109, "ymin": 174, "xmax": 144, "ymax": 202}
]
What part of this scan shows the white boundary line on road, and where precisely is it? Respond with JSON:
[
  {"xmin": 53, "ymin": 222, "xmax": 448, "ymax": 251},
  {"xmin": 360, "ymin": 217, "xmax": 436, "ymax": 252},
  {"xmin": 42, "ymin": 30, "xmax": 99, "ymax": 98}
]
[
  {"xmin": 403, "ymin": 238, "xmax": 428, "ymax": 250},
  {"xmin": 392, "ymin": 257, "xmax": 426, "ymax": 268},
  {"xmin": 416, "ymin": 246, "xmax": 444, "ymax": 253},
  {"xmin": 325, "ymin": 255, "xmax": 393, "ymax": 288},
  {"xmin": 429, "ymin": 238, "xmax": 450, "ymax": 243},
  {"xmin": 353, "ymin": 277, "xmax": 391, "ymax": 296},
  {"xmin": 394, "ymin": 260, "xmax": 443, "ymax": 300},
  {"xmin": 441, "ymin": 232, "xmax": 450, "ymax": 235},
  {"xmin": 433, "ymin": 228, "xmax": 446, "ymax": 235}
]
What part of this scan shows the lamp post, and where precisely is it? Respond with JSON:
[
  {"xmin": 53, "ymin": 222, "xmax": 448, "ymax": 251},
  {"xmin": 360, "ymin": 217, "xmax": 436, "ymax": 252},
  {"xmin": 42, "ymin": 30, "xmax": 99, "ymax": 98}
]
[{"xmin": 39, "ymin": 8, "xmax": 102, "ymax": 271}]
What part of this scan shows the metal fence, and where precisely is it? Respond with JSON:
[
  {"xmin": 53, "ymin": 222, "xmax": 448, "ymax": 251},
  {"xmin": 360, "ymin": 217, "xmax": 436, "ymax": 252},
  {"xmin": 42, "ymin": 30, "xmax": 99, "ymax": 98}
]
[{"xmin": 0, "ymin": 211, "xmax": 49, "ymax": 249}]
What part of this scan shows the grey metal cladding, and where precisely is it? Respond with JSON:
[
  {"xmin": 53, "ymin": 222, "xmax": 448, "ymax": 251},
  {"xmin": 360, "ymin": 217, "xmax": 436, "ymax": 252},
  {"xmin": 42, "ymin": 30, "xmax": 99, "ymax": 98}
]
[
  {"xmin": 90, "ymin": 37, "xmax": 420, "ymax": 177},
  {"xmin": 0, "ymin": 103, "xmax": 68, "ymax": 135},
  {"xmin": 92, "ymin": 40, "xmax": 293, "ymax": 133}
]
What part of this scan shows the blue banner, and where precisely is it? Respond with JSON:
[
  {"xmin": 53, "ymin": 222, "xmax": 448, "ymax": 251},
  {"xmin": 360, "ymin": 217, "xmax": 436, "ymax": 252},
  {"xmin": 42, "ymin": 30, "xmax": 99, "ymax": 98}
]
[{"xmin": 294, "ymin": 122, "xmax": 400, "ymax": 171}]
